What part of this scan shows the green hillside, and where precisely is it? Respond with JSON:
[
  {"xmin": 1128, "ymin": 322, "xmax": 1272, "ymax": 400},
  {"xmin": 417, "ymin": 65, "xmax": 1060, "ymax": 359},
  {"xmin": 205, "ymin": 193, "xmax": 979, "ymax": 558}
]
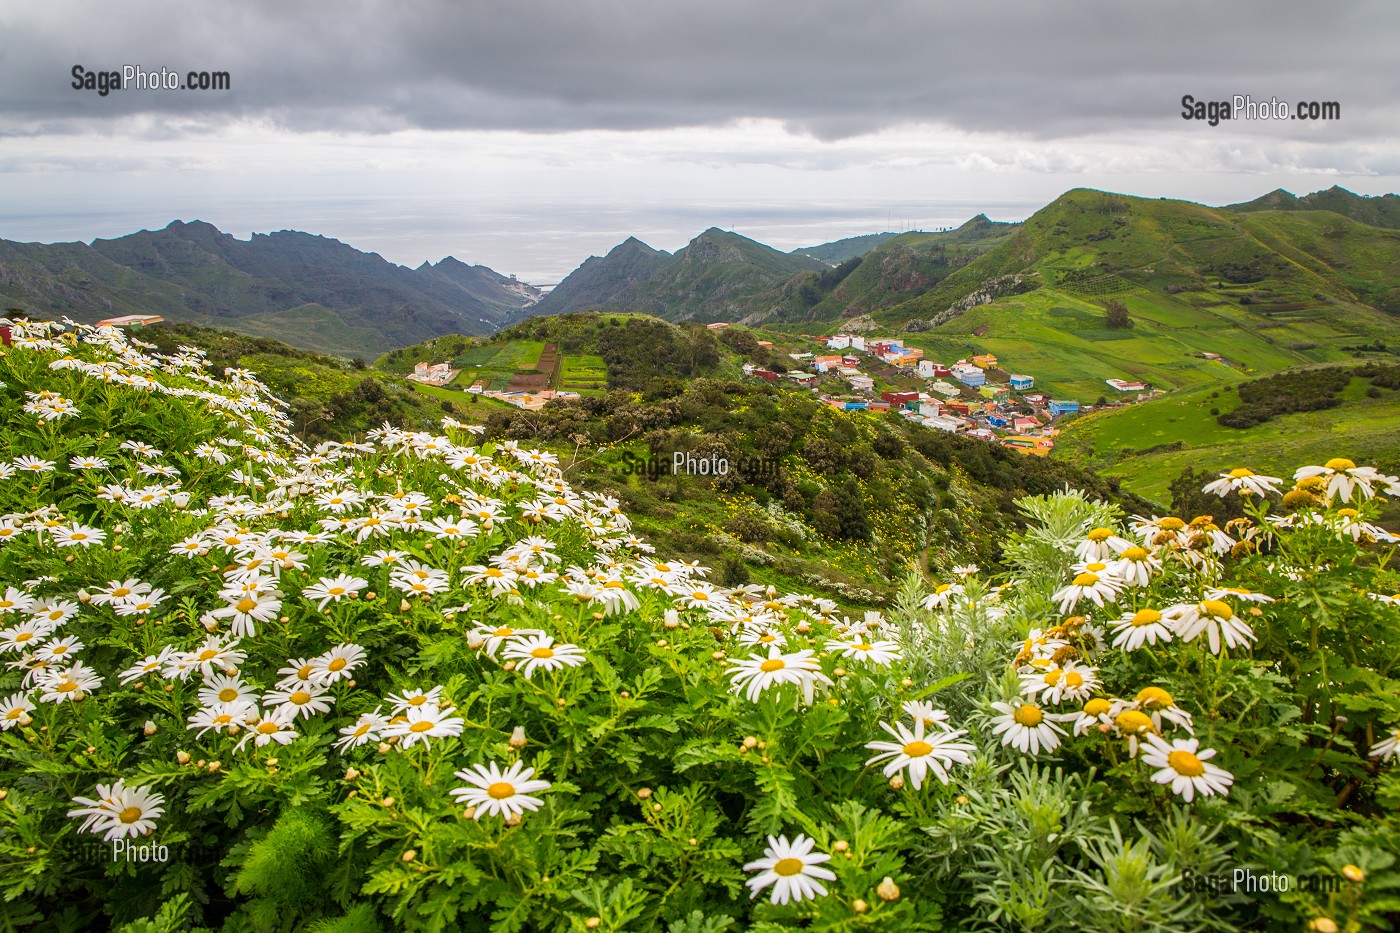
[
  {"xmin": 1226, "ymin": 185, "xmax": 1400, "ymax": 230},
  {"xmin": 791, "ymin": 231, "xmax": 900, "ymax": 263},
  {"xmin": 1055, "ymin": 363, "xmax": 1400, "ymax": 510}
]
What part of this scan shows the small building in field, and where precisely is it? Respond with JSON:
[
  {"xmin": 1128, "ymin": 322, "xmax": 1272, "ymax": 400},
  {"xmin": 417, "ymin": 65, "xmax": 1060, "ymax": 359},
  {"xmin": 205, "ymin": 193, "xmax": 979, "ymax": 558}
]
[
  {"xmin": 848, "ymin": 375, "xmax": 875, "ymax": 391},
  {"xmin": 979, "ymin": 384, "xmax": 1010, "ymax": 401},
  {"xmin": 706, "ymin": 322, "xmax": 730, "ymax": 330},
  {"xmin": 952, "ymin": 364, "xmax": 986, "ymax": 387},
  {"xmin": 1049, "ymin": 400, "xmax": 1080, "ymax": 417},
  {"xmin": 882, "ymin": 390, "xmax": 919, "ymax": 405},
  {"xmin": 753, "ymin": 369, "xmax": 779, "ymax": 382},
  {"xmin": 919, "ymin": 360, "xmax": 951, "ymax": 379},
  {"xmin": 972, "ymin": 354, "xmax": 999, "ymax": 369},
  {"xmin": 1009, "ymin": 374, "xmax": 1034, "ymax": 391}
]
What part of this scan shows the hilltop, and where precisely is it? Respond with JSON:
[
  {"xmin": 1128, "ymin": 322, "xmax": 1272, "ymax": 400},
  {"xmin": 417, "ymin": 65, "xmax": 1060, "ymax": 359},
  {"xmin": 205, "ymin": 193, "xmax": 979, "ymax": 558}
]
[
  {"xmin": 1225, "ymin": 185, "xmax": 1400, "ymax": 229},
  {"xmin": 0, "ymin": 221, "xmax": 538, "ymax": 359}
]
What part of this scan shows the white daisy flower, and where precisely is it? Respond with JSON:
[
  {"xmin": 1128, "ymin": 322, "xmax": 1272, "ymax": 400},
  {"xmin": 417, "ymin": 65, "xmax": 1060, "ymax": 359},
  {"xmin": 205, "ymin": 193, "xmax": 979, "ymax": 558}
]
[
  {"xmin": 828, "ymin": 636, "xmax": 902, "ymax": 666},
  {"xmin": 1107, "ymin": 546, "xmax": 1161, "ymax": 588},
  {"xmin": 236, "ymin": 708, "xmax": 300, "ymax": 750},
  {"xmin": 386, "ymin": 686, "xmax": 444, "ymax": 714},
  {"xmin": 186, "ymin": 701, "xmax": 256, "ymax": 737},
  {"xmin": 335, "ymin": 708, "xmax": 389, "ymax": 752},
  {"xmin": 1020, "ymin": 661, "xmax": 1099, "ymax": 705},
  {"xmin": 0, "ymin": 692, "xmax": 35, "ymax": 730},
  {"xmin": 920, "ymin": 582, "xmax": 964, "ymax": 611},
  {"xmin": 901, "ymin": 700, "xmax": 955, "ymax": 732},
  {"xmin": 1202, "ymin": 468, "xmax": 1283, "ymax": 499},
  {"xmin": 1109, "ymin": 608, "xmax": 1174, "ymax": 652},
  {"xmin": 67, "ymin": 781, "xmax": 166, "ymax": 841},
  {"xmin": 1075, "ymin": 527, "xmax": 1133, "ymax": 563},
  {"xmin": 198, "ymin": 673, "xmax": 259, "ymax": 709},
  {"xmin": 865, "ymin": 719, "xmax": 975, "ymax": 789},
  {"xmin": 38, "ymin": 661, "xmax": 104, "ymax": 703},
  {"xmin": 727, "ymin": 647, "xmax": 832, "ymax": 704},
  {"xmin": 50, "ymin": 523, "xmax": 107, "ymax": 548},
  {"xmin": 209, "ymin": 590, "xmax": 282, "ymax": 638},
  {"xmin": 111, "ymin": 588, "xmax": 167, "ymax": 617},
  {"xmin": 383, "ymin": 704, "xmax": 465, "ymax": 748},
  {"xmin": 1141, "ymin": 734, "xmax": 1233, "ymax": 802},
  {"xmin": 302, "ymin": 574, "xmax": 368, "ymax": 609},
  {"xmin": 1368, "ymin": 728, "xmax": 1400, "ymax": 762},
  {"xmin": 187, "ymin": 636, "xmax": 246, "ymax": 677},
  {"xmin": 501, "ymin": 635, "xmax": 586, "ymax": 680},
  {"xmin": 119, "ymin": 646, "xmax": 177, "ymax": 685},
  {"xmin": 308, "ymin": 643, "xmax": 367, "ymax": 684},
  {"xmin": 743, "ymin": 834, "xmax": 836, "ymax": 905},
  {"xmin": 0, "ymin": 588, "xmax": 35, "ymax": 615},
  {"xmin": 1294, "ymin": 458, "xmax": 1383, "ymax": 503},
  {"xmin": 0, "ymin": 618, "xmax": 56, "ymax": 654},
  {"xmin": 1052, "ymin": 567, "xmax": 1120, "ymax": 614},
  {"xmin": 1164, "ymin": 599, "xmax": 1256, "ymax": 655},
  {"xmin": 263, "ymin": 683, "xmax": 334, "ymax": 720},
  {"xmin": 451, "ymin": 761, "xmax": 552, "ymax": 819},
  {"xmin": 989, "ymin": 701, "xmax": 1066, "ymax": 756}
]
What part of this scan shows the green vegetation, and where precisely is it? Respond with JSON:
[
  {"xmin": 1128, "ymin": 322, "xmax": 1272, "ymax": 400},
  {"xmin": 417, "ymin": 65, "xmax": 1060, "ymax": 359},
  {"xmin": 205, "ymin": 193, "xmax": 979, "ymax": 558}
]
[{"xmin": 1055, "ymin": 364, "xmax": 1400, "ymax": 507}]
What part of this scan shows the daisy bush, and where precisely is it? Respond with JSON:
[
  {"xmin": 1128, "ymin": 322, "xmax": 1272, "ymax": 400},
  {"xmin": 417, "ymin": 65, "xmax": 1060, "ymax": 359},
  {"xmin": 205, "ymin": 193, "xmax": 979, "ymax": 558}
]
[{"xmin": 0, "ymin": 317, "xmax": 1397, "ymax": 932}]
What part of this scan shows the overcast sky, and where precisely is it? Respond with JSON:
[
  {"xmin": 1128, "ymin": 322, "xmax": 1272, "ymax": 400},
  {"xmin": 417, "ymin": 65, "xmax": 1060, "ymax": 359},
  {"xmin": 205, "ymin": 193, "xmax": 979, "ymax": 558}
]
[{"xmin": 2, "ymin": 0, "xmax": 1398, "ymax": 282}]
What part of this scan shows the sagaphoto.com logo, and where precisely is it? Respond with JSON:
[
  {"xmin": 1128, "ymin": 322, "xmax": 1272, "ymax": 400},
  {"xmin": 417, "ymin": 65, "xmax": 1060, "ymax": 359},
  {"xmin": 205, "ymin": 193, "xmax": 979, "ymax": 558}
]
[{"xmin": 72, "ymin": 64, "xmax": 230, "ymax": 97}]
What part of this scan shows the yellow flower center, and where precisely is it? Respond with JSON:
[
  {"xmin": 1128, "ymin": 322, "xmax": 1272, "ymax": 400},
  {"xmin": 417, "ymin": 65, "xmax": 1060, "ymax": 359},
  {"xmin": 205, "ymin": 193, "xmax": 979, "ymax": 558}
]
[
  {"xmin": 1084, "ymin": 698, "xmax": 1112, "ymax": 716},
  {"xmin": 197, "ymin": 649, "xmax": 218, "ymax": 662},
  {"xmin": 1324, "ymin": 458, "xmax": 1356, "ymax": 472},
  {"xmin": 1121, "ymin": 547, "xmax": 1149, "ymax": 561},
  {"xmin": 1013, "ymin": 705, "xmax": 1043, "ymax": 726},
  {"xmin": 759, "ymin": 659, "xmax": 786, "ymax": 673},
  {"xmin": 1338, "ymin": 508, "xmax": 1359, "ymax": 519},
  {"xmin": 1168, "ymin": 750, "xmax": 1206, "ymax": 777},
  {"xmin": 1087, "ymin": 528, "xmax": 1113, "ymax": 542},
  {"xmin": 1159, "ymin": 518, "xmax": 1186, "ymax": 531},
  {"xmin": 1115, "ymin": 710, "xmax": 1155, "ymax": 735},
  {"xmin": 328, "ymin": 658, "xmax": 347, "ymax": 671},
  {"xmin": 1072, "ymin": 573, "xmax": 1099, "ymax": 587},
  {"xmin": 1043, "ymin": 669, "xmax": 1063, "ymax": 686},
  {"xmin": 1064, "ymin": 672, "xmax": 1084, "ymax": 688},
  {"xmin": 327, "ymin": 587, "xmax": 345, "ymax": 597},
  {"xmin": 1228, "ymin": 468, "xmax": 1255, "ymax": 478},
  {"xmin": 257, "ymin": 721, "xmax": 280, "ymax": 734},
  {"xmin": 531, "ymin": 647, "xmax": 555, "ymax": 659},
  {"xmin": 1201, "ymin": 600, "xmax": 1233, "ymax": 620},
  {"xmin": 773, "ymin": 857, "xmax": 805, "ymax": 877},
  {"xmin": 218, "ymin": 688, "xmax": 239, "ymax": 702},
  {"xmin": 289, "ymin": 691, "xmax": 311, "ymax": 705},
  {"xmin": 15, "ymin": 633, "xmax": 33, "ymax": 642},
  {"xmin": 409, "ymin": 719, "xmax": 435, "ymax": 733},
  {"xmin": 119, "ymin": 806, "xmax": 144, "ymax": 824},
  {"xmin": 55, "ymin": 681, "xmax": 78, "ymax": 693},
  {"xmin": 1136, "ymin": 687, "xmax": 1174, "ymax": 709},
  {"xmin": 298, "ymin": 664, "xmax": 315, "ymax": 680},
  {"xmin": 903, "ymin": 740, "xmax": 933, "ymax": 757},
  {"xmin": 1131, "ymin": 609, "xmax": 1162, "ymax": 627},
  {"xmin": 407, "ymin": 696, "xmax": 428, "ymax": 706},
  {"xmin": 236, "ymin": 598, "xmax": 257, "ymax": 613},
  {"xmin": 112, "ymin": 588, "xmax": 131, "ymax": 598},
  {"xmin": 487, "ymin": 782, "xmax": 516, "ymax": 800}
]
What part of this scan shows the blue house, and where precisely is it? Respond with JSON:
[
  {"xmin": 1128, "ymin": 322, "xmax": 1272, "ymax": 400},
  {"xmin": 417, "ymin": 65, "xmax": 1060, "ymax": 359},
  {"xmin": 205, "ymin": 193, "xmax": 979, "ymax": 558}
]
[
  {"xmin": 1049, "ymin": 400, "xmax": 1080, "ymax": 417},
  {"xmin": 844, "ymin": 400, "xmax": 868, "ymax": 412},
  {"xmin": 952, "ymin": 365, "xmax": 986, "ymax": 387},
  {"xmin": 987, "ymin": 415, "xmax": 1009, "ymax": 427},
  {"xmin": 1010, "ymin": 374, "xmax": 1034, "ymax": 391}
]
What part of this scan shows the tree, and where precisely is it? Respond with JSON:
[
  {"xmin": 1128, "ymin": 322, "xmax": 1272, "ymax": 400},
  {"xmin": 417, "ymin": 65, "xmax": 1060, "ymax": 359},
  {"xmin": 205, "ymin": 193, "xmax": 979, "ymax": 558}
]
[
  {"xmin": 835, "ymin": 477, "xmax": 871, "ymax": 541},
  {"xmin": 1103, "ymin": 298, "xmax": 1132, "ymax": 330}
]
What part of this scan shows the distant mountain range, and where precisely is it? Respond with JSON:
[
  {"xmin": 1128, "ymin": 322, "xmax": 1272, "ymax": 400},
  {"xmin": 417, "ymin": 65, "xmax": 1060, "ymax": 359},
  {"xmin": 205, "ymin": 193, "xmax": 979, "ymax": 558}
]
[
  {"xmin": 3, "ymin": 185, "xmax": 1397, "ymax": 358},
  {"xmin": 0, "ymin": 221, "xmax": 540, "ymax": 358}
]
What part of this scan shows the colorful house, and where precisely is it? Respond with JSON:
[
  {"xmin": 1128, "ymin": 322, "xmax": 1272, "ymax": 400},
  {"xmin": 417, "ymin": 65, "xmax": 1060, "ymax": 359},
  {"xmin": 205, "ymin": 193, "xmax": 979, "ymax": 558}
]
[
  {"xmin": 1048, "ymin": 400, "xmax": 1080, "ymax": 417},
  {"xmin": 1009, "ymin": 374, "xmax": 1034, "ymax": 390},
  {"xmin": 979, "ymin": 384, "xmax": 1010, "ymax": 400},
  {"xmin": 972, "ymin": 354, "xmax": 999, "ymax": 369},
  {"xmin": 812, "ymin": 355, "xmax": 845, "ymax": 373},
  {"xmin": 918, "ymin": 361, "xmax": 952, "ymax": 379},
  {"xmin": 952, "ymin": 365, "xmax": 986, "ymax": 387},
  {"xmin": 97, "ymin": 314, "xmax": 165, "ymax": 328},
  {"xmin": 882, "ymin": 390, "xmax": 919, "ymax": 405}
]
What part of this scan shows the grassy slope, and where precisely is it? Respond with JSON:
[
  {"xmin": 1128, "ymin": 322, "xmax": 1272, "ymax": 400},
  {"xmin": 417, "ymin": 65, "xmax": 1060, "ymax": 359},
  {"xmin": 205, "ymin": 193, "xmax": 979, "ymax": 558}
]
[{"xmin": 1056, "ymin": 369, "xmax": 1400, "ymax": 503}]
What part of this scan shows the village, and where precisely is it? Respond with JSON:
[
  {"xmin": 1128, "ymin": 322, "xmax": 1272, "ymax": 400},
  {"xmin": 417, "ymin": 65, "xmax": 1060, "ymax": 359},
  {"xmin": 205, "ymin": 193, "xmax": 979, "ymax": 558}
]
[{"xmin": 737, "ymin": 331, "xmax": 1159, "ymax": 457}]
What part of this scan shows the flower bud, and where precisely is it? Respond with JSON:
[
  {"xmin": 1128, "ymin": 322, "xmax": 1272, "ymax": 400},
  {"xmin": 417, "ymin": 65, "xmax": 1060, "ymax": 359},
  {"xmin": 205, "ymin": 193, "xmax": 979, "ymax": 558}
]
[
  {"xmin": 637, "ymin": 787, "xmax": 652, "ymax": 799},
  {"xmin": 345, "ymin": 768, "xmax": 361, "ymax": 781},
  {"xmin": 1309, "ymin": 919, "xmax": 1339, "ymax": 933},
  {"xmin": 888, "ymin": 775, "xmax": 905, "ymax": 790},
  {"xmin": 833, "ymin": 840, "xmax": 849, "ymax": 852},
  {"xmin": 402, "ymin": 849, "xmax": 416, "ymax": 862},
  {"xmin": 466, "ymin": 631, "xmax": 485, "ymax": 650},
  {"xmin": 207, "ymin": 761, "xmax": 222, "ymax": 773},
  {"xmin": 143, "ymin": 721, "xmax": 157, "ymax": 736},
  {"xmin": 1342, "ymin": 864, "xmax": 1366, "ymax": 883},
  {"xmin": 664, "ymin": 609, "xmax": 680, "ymax": 629},
  {"xmin": 176, "ymin": 751, "xmax": 191, "ymax": 765},
  {"xmin": 877, "ymin": 877, "xmax": 901, "ymax": 902},
  {"xmin": 853, "ymin": 899, "xmax": 868, "ymax": 913},
  {"xmin": 743, "ymin": 736, "xmax": 758, "ymax": 749},
  {"xmin": 585, "ymin": 919, "xmax": 601, "ymax": 929},
  {"xmin": 382, "ymin": 796, "xmax": 395, "ymax": 807},
  {"xmin": 509, "ymin": 726, "xmax": 527, "ymax": 749},
  {"xmin": 400, "ymin": 599, "xmax": 412, "ymax": 612}
]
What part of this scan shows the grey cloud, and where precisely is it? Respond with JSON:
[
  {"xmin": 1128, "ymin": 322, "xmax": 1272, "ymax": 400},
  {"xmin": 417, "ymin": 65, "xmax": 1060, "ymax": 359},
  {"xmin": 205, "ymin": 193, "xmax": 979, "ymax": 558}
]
[{"xmin": 1, "ymin": 0, "xmax": 1395, "ymax": 141}]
